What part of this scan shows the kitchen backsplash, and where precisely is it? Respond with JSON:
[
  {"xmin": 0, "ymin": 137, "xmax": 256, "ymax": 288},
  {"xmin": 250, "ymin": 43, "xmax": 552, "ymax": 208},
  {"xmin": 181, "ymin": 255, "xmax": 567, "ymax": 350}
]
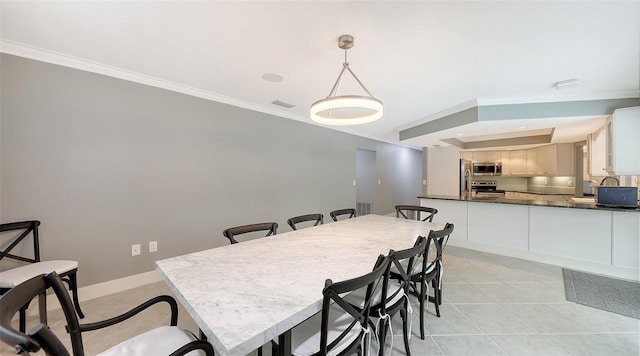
[
  {"xmin": 478, "ymin": 176, "xmax": 639, "ymax": 196},
  {"xmin": 490, "ymin": 176, "xmax": 575, "ymax": 195},
  {"xmin": 527, "ymin": 177, "xmax": 576, "ymax": 194}
]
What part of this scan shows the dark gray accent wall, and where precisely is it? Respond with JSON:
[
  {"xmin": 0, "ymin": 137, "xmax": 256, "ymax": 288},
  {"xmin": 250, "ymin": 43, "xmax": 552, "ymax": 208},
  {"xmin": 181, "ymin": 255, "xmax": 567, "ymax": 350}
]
[{"xmin": 0, "ymin": 54, "xmax": 422, "ymax": 286}]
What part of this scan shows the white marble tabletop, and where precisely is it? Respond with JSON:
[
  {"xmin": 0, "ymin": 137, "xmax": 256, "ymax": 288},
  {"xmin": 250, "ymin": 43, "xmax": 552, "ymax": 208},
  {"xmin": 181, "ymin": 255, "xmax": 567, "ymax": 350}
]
[{"xmin": 155, "ymin": 214, "xmax": 441, "ymax": 356}]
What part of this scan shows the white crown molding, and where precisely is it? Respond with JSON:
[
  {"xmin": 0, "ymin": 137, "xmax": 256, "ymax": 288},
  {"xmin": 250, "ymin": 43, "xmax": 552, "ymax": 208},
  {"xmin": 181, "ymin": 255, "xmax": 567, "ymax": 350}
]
[
  {"xmin": 0, "ymin": 40, "xmax": 307, "ymax": 120},
  {"xmin": 0, "ymin": 40, "xmax": 405, "ymax": 146}
]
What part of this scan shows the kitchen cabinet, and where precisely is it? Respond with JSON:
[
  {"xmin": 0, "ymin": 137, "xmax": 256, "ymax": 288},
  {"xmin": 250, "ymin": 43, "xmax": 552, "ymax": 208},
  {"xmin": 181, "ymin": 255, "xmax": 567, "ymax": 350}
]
[
  {"xmin": 472, "ymin": 151, "xmax": 501, "ymax": 162},
  {"xmin": 526, "ymin": 144, "xmax": 573, "ymax": 176},
  {"xmin": 421, "ymin": 197, "xmax": 640, "ymax": 281},
  {"xmin": 526, "ymin": 149, "xmax": 537, "ymax": 175},
  {"xmin": 536, "ymin": 144, "xmax": 574, "ymax": 176},
  {"xmin": 460, "ymin": 151, "xmax": 473, "ymax": 161},
  {"xmin": 500, "ymin": 151, "xmax": 511, "ymax": 175},
  {"xmin": 607, "ymin": 107, "xmax": 640, "ymax": 175},
  {"xmin": 509, "ymin": 150, "xmax": 527, "ymax": 175},
  {"xmin": 588, "ymin": 126, "xmax": 607, "ymax": 176},
  {"xmin": 461, "ymin": 144, "xmax": 574, "ymax": 177}
]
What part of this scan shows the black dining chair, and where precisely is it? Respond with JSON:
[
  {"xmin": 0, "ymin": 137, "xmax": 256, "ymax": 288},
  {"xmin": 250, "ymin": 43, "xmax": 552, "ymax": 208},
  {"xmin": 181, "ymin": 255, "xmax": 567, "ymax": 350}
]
[
  {"xmin": 273, "ymin": 255, "xmax": 390, "ymax": 356},
  {"xmin": 345, "ymin": 236, "xmax": 428, "ymax": 355},
  {"xmin": 0, "ymin": 220, "xmax": 84, "ymax": 333},
  {"xmin": 223, "ymin": 222, "xmax": 278, "ymax": 244},
  {"xmin": 222, "ymin": 221, "xmax": 278, "ymax": 356},
  {"xmin": 395, "ymin": 205, "xmax": 438, "ymax": 222},
  {"xmin": 0, "ymin": 272, "xmax": 214, "ymax": 356},
  {"xmin": 399, "ymin": 223, "xmax": 454, "ymax": 339},
  {"xmin": 287, "ymin": 213, "xmax": 323, "ymax": 230},
  {"xmin": 329, "ymin": 208, "xmax": 356, "ymax": 222}
]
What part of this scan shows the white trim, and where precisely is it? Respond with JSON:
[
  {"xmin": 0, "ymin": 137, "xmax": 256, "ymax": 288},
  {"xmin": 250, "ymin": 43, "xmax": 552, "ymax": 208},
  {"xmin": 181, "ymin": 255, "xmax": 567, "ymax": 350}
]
[
  {"xmin": 29, "ymin": 270, "xmax": 162, "ymax": 314},
  {"xmin": 0, "ymin": 39, "xmax": 303, "ymax": 121},
  {"xmin": 0, "ymin": 40, "xmax": 405, "ymax": 147},
  {"xmin": 448, "ymin": 239, "xmax": 639, "ymax": 282}
]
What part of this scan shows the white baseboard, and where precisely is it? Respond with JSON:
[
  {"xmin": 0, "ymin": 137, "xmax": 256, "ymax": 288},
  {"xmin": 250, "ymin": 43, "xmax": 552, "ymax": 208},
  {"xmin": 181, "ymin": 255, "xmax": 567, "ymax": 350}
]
[
  {"xmin": 448, "ymin": 239, "xmax": 640, "ymax": 282},
  {"xmin": 25, "ymin": 270, "xmax": 162, "ymax": 315}
]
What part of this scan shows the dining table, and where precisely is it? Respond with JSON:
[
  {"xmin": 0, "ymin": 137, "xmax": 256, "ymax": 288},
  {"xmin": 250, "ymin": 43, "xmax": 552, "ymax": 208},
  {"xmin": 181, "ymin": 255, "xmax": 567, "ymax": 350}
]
[{"xmin": 155, "ymin": 214, "xmax": 442, "ymax": 356}]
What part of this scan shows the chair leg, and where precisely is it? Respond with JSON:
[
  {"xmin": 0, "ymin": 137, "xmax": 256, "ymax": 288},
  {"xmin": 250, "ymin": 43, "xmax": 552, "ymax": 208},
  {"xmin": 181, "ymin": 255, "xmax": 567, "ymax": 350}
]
[
  {"xmin": 38, "ymin": 291, "xmax": 48, "ymax": 325},
  {"xmin": 400, "ymin": 307, "xmax": 411, "ymax": 356},
  {"xmin": 65, "ymin": 272, "xmax": 85, "ymax": 318},
  {"xmin": 257, "ymin": 346, "xmax": 262, "ymax": 356},
  {"xmin": 377, "ymin": 317, "xmax": 386, "ymax": 356},
  {"xmin": 419, "ymin": 281, "xmax": 427, "ymax": 340},
  {"xmin": 432, "ymin": 280, "xmax": 441, "ymax": 318},
  {"xmin": 19, "ymin": 306, "xmax": 27, "ymax": 333}
]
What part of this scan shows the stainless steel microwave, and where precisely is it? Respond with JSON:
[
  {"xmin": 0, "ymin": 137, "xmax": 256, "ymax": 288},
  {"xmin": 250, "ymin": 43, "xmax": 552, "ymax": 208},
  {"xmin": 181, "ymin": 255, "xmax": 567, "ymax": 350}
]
[{"xmin": 473, "ymin": 162, "xmax": 502, "ymax": 176}]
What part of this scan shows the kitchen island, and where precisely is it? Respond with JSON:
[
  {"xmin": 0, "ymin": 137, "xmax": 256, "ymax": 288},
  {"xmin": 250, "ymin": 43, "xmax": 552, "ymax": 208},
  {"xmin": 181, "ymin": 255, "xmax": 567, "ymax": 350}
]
[{"xmin": 419, "ymin": 195, "xmax": 640, "ymax": 281}]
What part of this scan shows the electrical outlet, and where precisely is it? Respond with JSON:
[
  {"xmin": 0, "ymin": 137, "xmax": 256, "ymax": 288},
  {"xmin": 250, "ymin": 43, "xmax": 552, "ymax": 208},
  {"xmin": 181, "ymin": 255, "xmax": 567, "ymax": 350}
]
[
  {"xmin": 149, "ymin": 241, "xmax": 158, "ymax": 253},
  {"xmin": 131, "ymin": 244, "xmax": 141, "ymax": 256},
  {"xmin": 568, "ymin": 180, "xmax": 573, "ymax": 187},
  {"xmin": 352, "ymin": 180, "xmax": 356, "ymax": 186}
]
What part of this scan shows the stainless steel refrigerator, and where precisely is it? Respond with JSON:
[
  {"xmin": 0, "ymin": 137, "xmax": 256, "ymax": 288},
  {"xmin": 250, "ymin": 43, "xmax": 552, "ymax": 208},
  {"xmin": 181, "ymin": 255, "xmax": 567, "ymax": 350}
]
[{"xmin": 460, "ymin": 159, "xmax": 472, "ymax": 197}]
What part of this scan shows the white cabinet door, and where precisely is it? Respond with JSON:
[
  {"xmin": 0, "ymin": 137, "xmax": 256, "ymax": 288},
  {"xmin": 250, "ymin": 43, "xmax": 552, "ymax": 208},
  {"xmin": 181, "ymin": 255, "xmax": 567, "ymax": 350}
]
[
  {"xmin": 610, "ymin": 107, "xmax": 640, "ymax": 175},
  {"xmin": 501, "ymin": 151, "xmax": 511, "ymax": 175},
  {"xmin": 526, "ymin": 149, "xmax": 537, "ymax": 175},
  {"xmin": 589, "ymin": 128, "xmax": 607, "ymax": 176},
  {"xmin": 537, "ymin": 145, "xmax": 555, "ymax": 175},
  {"xmin": 472, "ymin": 151, "xmax": 501, "ymax": 162},
  {"xmin": 509, "ymin": 150, "xmax": 527, "ymax": 175}
]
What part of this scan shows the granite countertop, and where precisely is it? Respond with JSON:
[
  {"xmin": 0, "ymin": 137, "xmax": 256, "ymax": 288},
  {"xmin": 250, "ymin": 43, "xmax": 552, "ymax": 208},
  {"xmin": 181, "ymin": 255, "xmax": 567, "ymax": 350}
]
[
  {"xmin": 505, "ymin": 190, "xmax": 574, "ymax": 196},
  {"xmin": 418, "ymin": 195, "xmax": 640, "ymax": 212}
]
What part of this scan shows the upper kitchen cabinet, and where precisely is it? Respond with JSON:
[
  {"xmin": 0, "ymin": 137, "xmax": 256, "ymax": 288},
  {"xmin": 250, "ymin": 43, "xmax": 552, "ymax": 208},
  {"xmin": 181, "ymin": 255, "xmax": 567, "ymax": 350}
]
[
  {"xmin": 472, "ymin": 151, "xmax": 501, "ymax": 162},
  {"xmin": 535, "ymin": 144, "xmax": 574, "ymax": 176},
  {"xmin": 588, "ymin": 126, "xmax": 607, "ymax": 176},
  {"xmin": 526, "ymin": 148, "xmax": 537, "ymax": 175},
  {"xmin": 607, "ymin": 106, "xmax": 640, "ymax": 175},
  {"xmin": 508, "ymin": 150, "xmax": 527, "ymax": 175},
  {"xmin": 460, "ymin": 151, "xmax": 473, "ymax": 161}
]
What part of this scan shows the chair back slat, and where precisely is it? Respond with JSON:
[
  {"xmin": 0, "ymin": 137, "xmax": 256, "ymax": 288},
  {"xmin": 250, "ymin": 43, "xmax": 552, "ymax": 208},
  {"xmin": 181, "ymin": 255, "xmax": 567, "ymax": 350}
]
[
  {"xmin": 0, "ymin": 220, "xmax": 41, "ymax": 263},
  {"xmin": 329, "ymin": 209, "xmax": 356, "ymax": 222},
  {"xmin": 395, "ymin": 205, "xmax": 438, "ymax": 222},
  {"xmin": 427, "ymin": 223, "xmax": 455, "ymax": 263},
  {"xmin": 287, "ymin": 214, "xmax": 323, "ymax": 230},
  {"xmin": 223, "ymin": 222, "xmax": 278, "ymax": 244}
]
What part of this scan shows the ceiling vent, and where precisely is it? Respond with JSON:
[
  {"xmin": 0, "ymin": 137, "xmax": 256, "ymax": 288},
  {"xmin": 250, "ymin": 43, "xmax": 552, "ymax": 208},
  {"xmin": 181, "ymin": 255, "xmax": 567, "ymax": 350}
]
[{"xmin": 271, "ymin": 100, "xmax": 295, "ymax": 109}]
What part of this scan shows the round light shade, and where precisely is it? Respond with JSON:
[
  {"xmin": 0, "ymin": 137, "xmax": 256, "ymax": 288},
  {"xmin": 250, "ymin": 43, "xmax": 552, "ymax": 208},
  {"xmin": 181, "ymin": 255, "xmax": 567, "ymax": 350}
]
[{"xmin": 310, "ymin": 95, "xmax": 383, "ymax": 125}]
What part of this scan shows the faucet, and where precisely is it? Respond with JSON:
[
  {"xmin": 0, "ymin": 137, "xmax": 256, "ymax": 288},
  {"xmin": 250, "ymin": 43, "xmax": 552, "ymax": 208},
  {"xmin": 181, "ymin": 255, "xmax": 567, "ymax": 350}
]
[{"xmin": 599, "ymin": 176, "xmax": 619, "ymax": 186}]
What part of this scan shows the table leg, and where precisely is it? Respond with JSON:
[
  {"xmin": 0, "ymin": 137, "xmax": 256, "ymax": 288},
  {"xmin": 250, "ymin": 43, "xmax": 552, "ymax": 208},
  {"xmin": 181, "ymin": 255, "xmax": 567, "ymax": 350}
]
[{"xmin": 278, "ymin": 330, "xmax": 292, "ymax": 356}]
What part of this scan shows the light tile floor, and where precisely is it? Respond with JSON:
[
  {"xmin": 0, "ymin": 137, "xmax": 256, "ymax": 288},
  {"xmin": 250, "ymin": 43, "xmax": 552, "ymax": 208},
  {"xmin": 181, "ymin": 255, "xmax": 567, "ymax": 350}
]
[{"xmin": 2, "ymin": 246, "xmax": 639, "ymax": 355}]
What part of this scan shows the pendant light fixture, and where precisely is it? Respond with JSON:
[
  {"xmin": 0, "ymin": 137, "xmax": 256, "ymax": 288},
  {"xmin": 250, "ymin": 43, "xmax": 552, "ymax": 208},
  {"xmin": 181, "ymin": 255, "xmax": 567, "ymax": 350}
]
[{"xmin": 310, "ymin": 35, "xmax": 383, "ymax": 125}]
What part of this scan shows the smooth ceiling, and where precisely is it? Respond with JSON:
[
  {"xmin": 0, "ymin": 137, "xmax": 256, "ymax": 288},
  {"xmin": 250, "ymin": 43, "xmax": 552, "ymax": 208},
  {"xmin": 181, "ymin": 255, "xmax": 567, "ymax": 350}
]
[{"xmin": 1, "ymin": 1, "xmax": 638, "ymax": 147}]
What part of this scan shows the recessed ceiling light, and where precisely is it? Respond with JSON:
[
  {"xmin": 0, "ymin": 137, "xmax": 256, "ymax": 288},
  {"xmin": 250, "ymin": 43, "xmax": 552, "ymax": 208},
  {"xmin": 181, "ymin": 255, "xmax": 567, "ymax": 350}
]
[
  {"xmin": 457, "ymin": 133, "xmax": 464, "ymax": 136},
  {"xmin": 262, "ymin": 73, "xmax": 284, "ymax": 83},
  {"xmin": 518, "ymin": 126, "xmax": 527, "ymax": 129}
]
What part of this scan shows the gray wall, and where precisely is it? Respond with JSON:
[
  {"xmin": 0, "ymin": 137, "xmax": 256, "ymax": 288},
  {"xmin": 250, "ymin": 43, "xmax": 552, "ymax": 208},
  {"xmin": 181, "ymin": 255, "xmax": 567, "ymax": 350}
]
[{"xmin": 0, "ymin": 54, "xmax": 423, "ymax": 286}]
